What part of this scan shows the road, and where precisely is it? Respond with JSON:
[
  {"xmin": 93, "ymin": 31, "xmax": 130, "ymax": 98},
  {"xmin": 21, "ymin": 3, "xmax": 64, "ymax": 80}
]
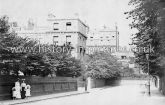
[{"xmin": 20, "ymin": 80, "xmax": 165, "ymax": 105}]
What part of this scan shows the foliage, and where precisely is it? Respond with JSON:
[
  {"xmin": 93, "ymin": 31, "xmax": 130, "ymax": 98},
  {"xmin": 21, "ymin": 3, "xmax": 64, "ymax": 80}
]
[
  {"xmin": 0, "ymin": 16, "xmax": 82, "ymax": 77},
  {"xmin": 125, "ymin": 0, "xmax": 165, "ymax": 76},
  {"xmin": 44, "ymin": 50, "xmax": 82, "ymax": 77},
  {"xmin": 121, "ymin": 67, "xmax": 134, "ymax": 77},
  {"xmin": 85, "ymin": 51, "xmax": 121, "ymax": 79},
  {"xmin": 0, "ymin": 16, "xmax": 37, "ymax": 75}
]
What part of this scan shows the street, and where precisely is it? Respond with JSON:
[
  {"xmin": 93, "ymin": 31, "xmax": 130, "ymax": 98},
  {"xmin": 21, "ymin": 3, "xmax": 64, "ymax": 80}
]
[{"xmin": 20, "ymin": 80, "xmax": 165, "ymax": 105}]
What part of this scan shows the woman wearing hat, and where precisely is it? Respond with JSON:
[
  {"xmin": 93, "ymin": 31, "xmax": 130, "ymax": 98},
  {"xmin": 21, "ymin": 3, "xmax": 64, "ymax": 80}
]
[
  {"xmin": 15, "ymin": 79, "xmax": 21, "ymax": 99},
  {"xmin": 21, "ymin": 79, "xmax": 27, "ymax": 99}
]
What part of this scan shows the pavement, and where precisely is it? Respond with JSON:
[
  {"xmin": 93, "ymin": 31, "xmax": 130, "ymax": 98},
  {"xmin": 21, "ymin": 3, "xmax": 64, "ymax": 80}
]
[
  {"xmin": 0, "ymin": 87, "xmax": 90, "ymax": 105},
  {"xmin": 1, "ymin": 80, "xmax": 165, "ymax": 105},
  {"xmin": 0, "ymin": 87, "xmax": 106, "ymax": 105}
]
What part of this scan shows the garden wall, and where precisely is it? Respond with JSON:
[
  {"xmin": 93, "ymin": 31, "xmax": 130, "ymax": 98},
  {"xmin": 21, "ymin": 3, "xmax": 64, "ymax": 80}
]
[
  {"xmin": 0, "ymin": 76, "xmax": 77, "ymax": 100},
  {"xmin": 159, "ymin": 72, "xmax": 165, "ymax": 95},
  {"xmin": 89, "ymin": 78, "xmax": 121, "ymax": 88},
  {"xmin": 90, "ymin": 78, "xmax": 106, "ymax": 88}
]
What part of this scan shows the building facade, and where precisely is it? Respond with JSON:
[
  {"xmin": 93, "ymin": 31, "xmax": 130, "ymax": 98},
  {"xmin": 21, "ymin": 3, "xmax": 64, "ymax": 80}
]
[
  {"xmin": 86, "ymin": 26, "xmax": 119, "ymax": 54},
  {"xmin": 47, "ymin": 18, "xmax": 89, "ymax": 59},
  {"xmin": 15, "ymin": 18, "xmax": 89, "ymax": 60},
  {"xmin": 112, "ymin": 50, "xmax": 144, "ymax": 75}
]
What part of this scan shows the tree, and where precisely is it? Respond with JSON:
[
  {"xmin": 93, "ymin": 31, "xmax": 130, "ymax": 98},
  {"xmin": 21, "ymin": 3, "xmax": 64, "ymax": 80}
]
[
  {"xmin": 125, "ymin": 0, "xmax": 165, "ymax": 76},
  {"xmin": 0, "ymin": 16, "xmax": 52, "ymax": 76},
  {"xmin": 21, "ymin": 44, "xmax": 82, "ymax": 77},
  {"xmin": 0, "ymin": 16, "xmax": 37, "ymax": 75},
  {"xmin": 85, "ymin": 51, "xmax": 121, "ymax": 79},
  {"xmin": 0, "ymin": 16, "xmax": 82, "ymax": 77},
  {"xmin": 121, "ymin": 67, "xmax": 134, "ymax": 77},
  {"xmin": 53, "ymin": 52, "xmax": 82, "ymax": 77}
]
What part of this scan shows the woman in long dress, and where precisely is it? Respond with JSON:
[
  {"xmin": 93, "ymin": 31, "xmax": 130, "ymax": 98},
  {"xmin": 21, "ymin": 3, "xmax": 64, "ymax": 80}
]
[
  {"xmin": 15, "ymin": 81, "xmax": 21, "ymax": 99},
  {"xmin": 21, "ymin": 80, "xmax": 26, "ymax": 99}
]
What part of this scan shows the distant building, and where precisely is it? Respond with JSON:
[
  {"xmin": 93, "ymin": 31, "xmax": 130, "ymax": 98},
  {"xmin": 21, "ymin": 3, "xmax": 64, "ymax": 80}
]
[
  {"xmin": 113, "ymin": 51, "xmax": 134, "ymax": 67},
  {"xmin": 9, "ymin": 22, "xmax": 21, "ymax": 32},
  {"xmin": 112, "ymin": 49, "xmax": 143, "ymax": 75},
  {"xmin": 14, "ymin": 18, "xmax": 89, "ymax": 60},
  {"xmin": 86, "ymin": 26, "xmax": 119, "ymax": 54}
]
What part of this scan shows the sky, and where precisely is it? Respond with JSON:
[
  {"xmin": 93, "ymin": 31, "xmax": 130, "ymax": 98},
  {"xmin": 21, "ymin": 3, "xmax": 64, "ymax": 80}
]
[{"xmin": 0, "ymin": 0, "xmax": 134, "ymax": 47}]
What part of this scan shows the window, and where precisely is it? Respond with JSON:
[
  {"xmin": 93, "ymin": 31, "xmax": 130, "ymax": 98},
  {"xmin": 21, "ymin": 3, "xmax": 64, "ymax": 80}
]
[
  {"xmin": 53, "ymin": 23, "xmax": 59, "ymax": 30},
  {"xmin": 53, "ymin": 36, "xmax": 58, "ymax": 44},
  {"xmin": 83, "ymin": 49, "xmax": 86, "ymax": 55},
  {"xmin": 53, "ymin": 41, "xmax": 58, "ymax": 45},
  {"xmin": 53, "ymin": 36, "xmax": 58, "ymax": 38},
  {"xmin": 54, "ymin": 23, "xmax": 59, "ymax": 24},
  {"xmin": 54, "ymin": 28, "xmax": 59, "ymax": 30},
  {"xmin": 66, "ymin": 35, "xmax": 71, "ymax": 42},
  {"xmin": 66, "ymin": 35, "xmax": 71, "ymax": 38},
  {"xmin": 66, "ymin": 22, "xmax": 71, "ymax": 26},
  {"xmin": 121, "ymin": 56, "xmax": 126, "ymax": 59},
  {"xmin": 80, "ymin": 47, "xmax": 83, "ymax": 53},
  {"xmin": 67, "ymin": 42, "xmax": 71, "ymax": 45},
  {"xmin": 90, "ymin": 37, "xmax": 93, "ymax": 38},
  {"xmin": 112, "ymin": 36, "xmax": 115, "ymax": 38}
]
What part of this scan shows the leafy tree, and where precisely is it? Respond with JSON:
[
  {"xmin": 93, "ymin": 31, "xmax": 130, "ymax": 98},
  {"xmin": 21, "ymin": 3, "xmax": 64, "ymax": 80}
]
[
  {"xmin": 52, "ymin": 52, "xmax": 82, "ymax": 77},
  {"xmin": 121, "ymin": 67, "xmax": 134, "ymax": 77},
  {"xmin": 0, "ymin": 16, "xmax": 51, "ymax": 76},
  {"xmin": 0, "ymin": 16, "xmax": 82, "ymax": 77},
  {"xmin": 21, "ymin": 44, "xmax": 82, "ymax": 77},
  {"xmin": 0, "ymin": 16, "xmax": 36, "ymax": 75},
  {"xmin": 85, "ymin": 51, "xmax": 121, "ymax": 79},
  {"xmin": 125, "ymin": 0, "xmax": 165, "ymax": 76}
]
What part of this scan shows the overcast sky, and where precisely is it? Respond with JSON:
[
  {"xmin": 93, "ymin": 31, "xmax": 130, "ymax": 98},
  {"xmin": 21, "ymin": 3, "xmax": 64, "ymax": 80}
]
[{"xmin": 0, "ymin": 0, "xmax": 134, "ymax": 47}]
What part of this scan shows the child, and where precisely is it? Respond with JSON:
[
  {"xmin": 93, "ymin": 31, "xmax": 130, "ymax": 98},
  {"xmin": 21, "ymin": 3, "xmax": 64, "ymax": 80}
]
[
  {"xmin": 26, "ymin": 84, "xmax": 31, "ymax": 97},
  {"xmin": 12, "ymin": 87, "xmax": 16, "ymax": 100}
]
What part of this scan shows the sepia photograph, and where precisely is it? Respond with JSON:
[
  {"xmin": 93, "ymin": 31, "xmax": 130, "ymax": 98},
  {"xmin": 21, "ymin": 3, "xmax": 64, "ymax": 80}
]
[{"xmin": 0, "ymin": 0, "xmax": 165, "ymax": 105}]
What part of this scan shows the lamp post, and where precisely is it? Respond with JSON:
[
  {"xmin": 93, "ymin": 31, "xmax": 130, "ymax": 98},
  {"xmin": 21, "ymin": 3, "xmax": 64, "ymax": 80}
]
[
  {"xmin": 84, "ymin": 64, "xmax": 88, "ymax": 91},
  {"xmin": 146, "ymin": 44, "xmax": 151, "ymax": 96}
]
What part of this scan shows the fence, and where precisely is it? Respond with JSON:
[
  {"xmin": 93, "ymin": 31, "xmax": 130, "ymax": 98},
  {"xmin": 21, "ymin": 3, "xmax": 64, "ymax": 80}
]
[{"xmin": 0, "ymin": 76, "xmax": 77, "ymax": 100}]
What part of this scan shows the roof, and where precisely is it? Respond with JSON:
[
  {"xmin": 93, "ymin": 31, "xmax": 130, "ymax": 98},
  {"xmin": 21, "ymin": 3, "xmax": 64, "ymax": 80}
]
[{"xmin": 47, "ymin": 18, "xmax": 89, "ymax": 28}]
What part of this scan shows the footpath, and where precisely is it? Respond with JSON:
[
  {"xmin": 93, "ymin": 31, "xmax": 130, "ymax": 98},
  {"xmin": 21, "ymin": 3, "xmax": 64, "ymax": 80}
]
[
  {"xmin": 1, "ymin": 84, "xmax": 164, "ymax": 105},
  {"xmin": 136, "ymin": 82, "xmax": 165, "ymax": 105},
  {"xmin": 0, "ymin": 87, "xmax": 104, "ymax": 105}
]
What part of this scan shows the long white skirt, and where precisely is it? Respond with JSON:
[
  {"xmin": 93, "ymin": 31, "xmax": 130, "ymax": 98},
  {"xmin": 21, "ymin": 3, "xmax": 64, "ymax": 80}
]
[
  {"xmin": 15, "ymin": 88, "xmax": 21, "ymax": 99},
  {"xmin": 26, "ymin": 89, "xmax": 31, "ymax": 97}
]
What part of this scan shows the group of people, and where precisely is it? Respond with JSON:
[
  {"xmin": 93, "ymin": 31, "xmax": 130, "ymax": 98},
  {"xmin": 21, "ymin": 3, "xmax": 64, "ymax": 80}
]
[{"xmin": 12, "ymin": 79, "xmax": 31, "ymax": 100}]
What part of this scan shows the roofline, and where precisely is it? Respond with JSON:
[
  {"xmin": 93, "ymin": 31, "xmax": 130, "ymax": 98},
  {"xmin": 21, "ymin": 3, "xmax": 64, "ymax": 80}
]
[{"xmin": 47, "ymin": 18, "xmax": 89, "ymax": 28}]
